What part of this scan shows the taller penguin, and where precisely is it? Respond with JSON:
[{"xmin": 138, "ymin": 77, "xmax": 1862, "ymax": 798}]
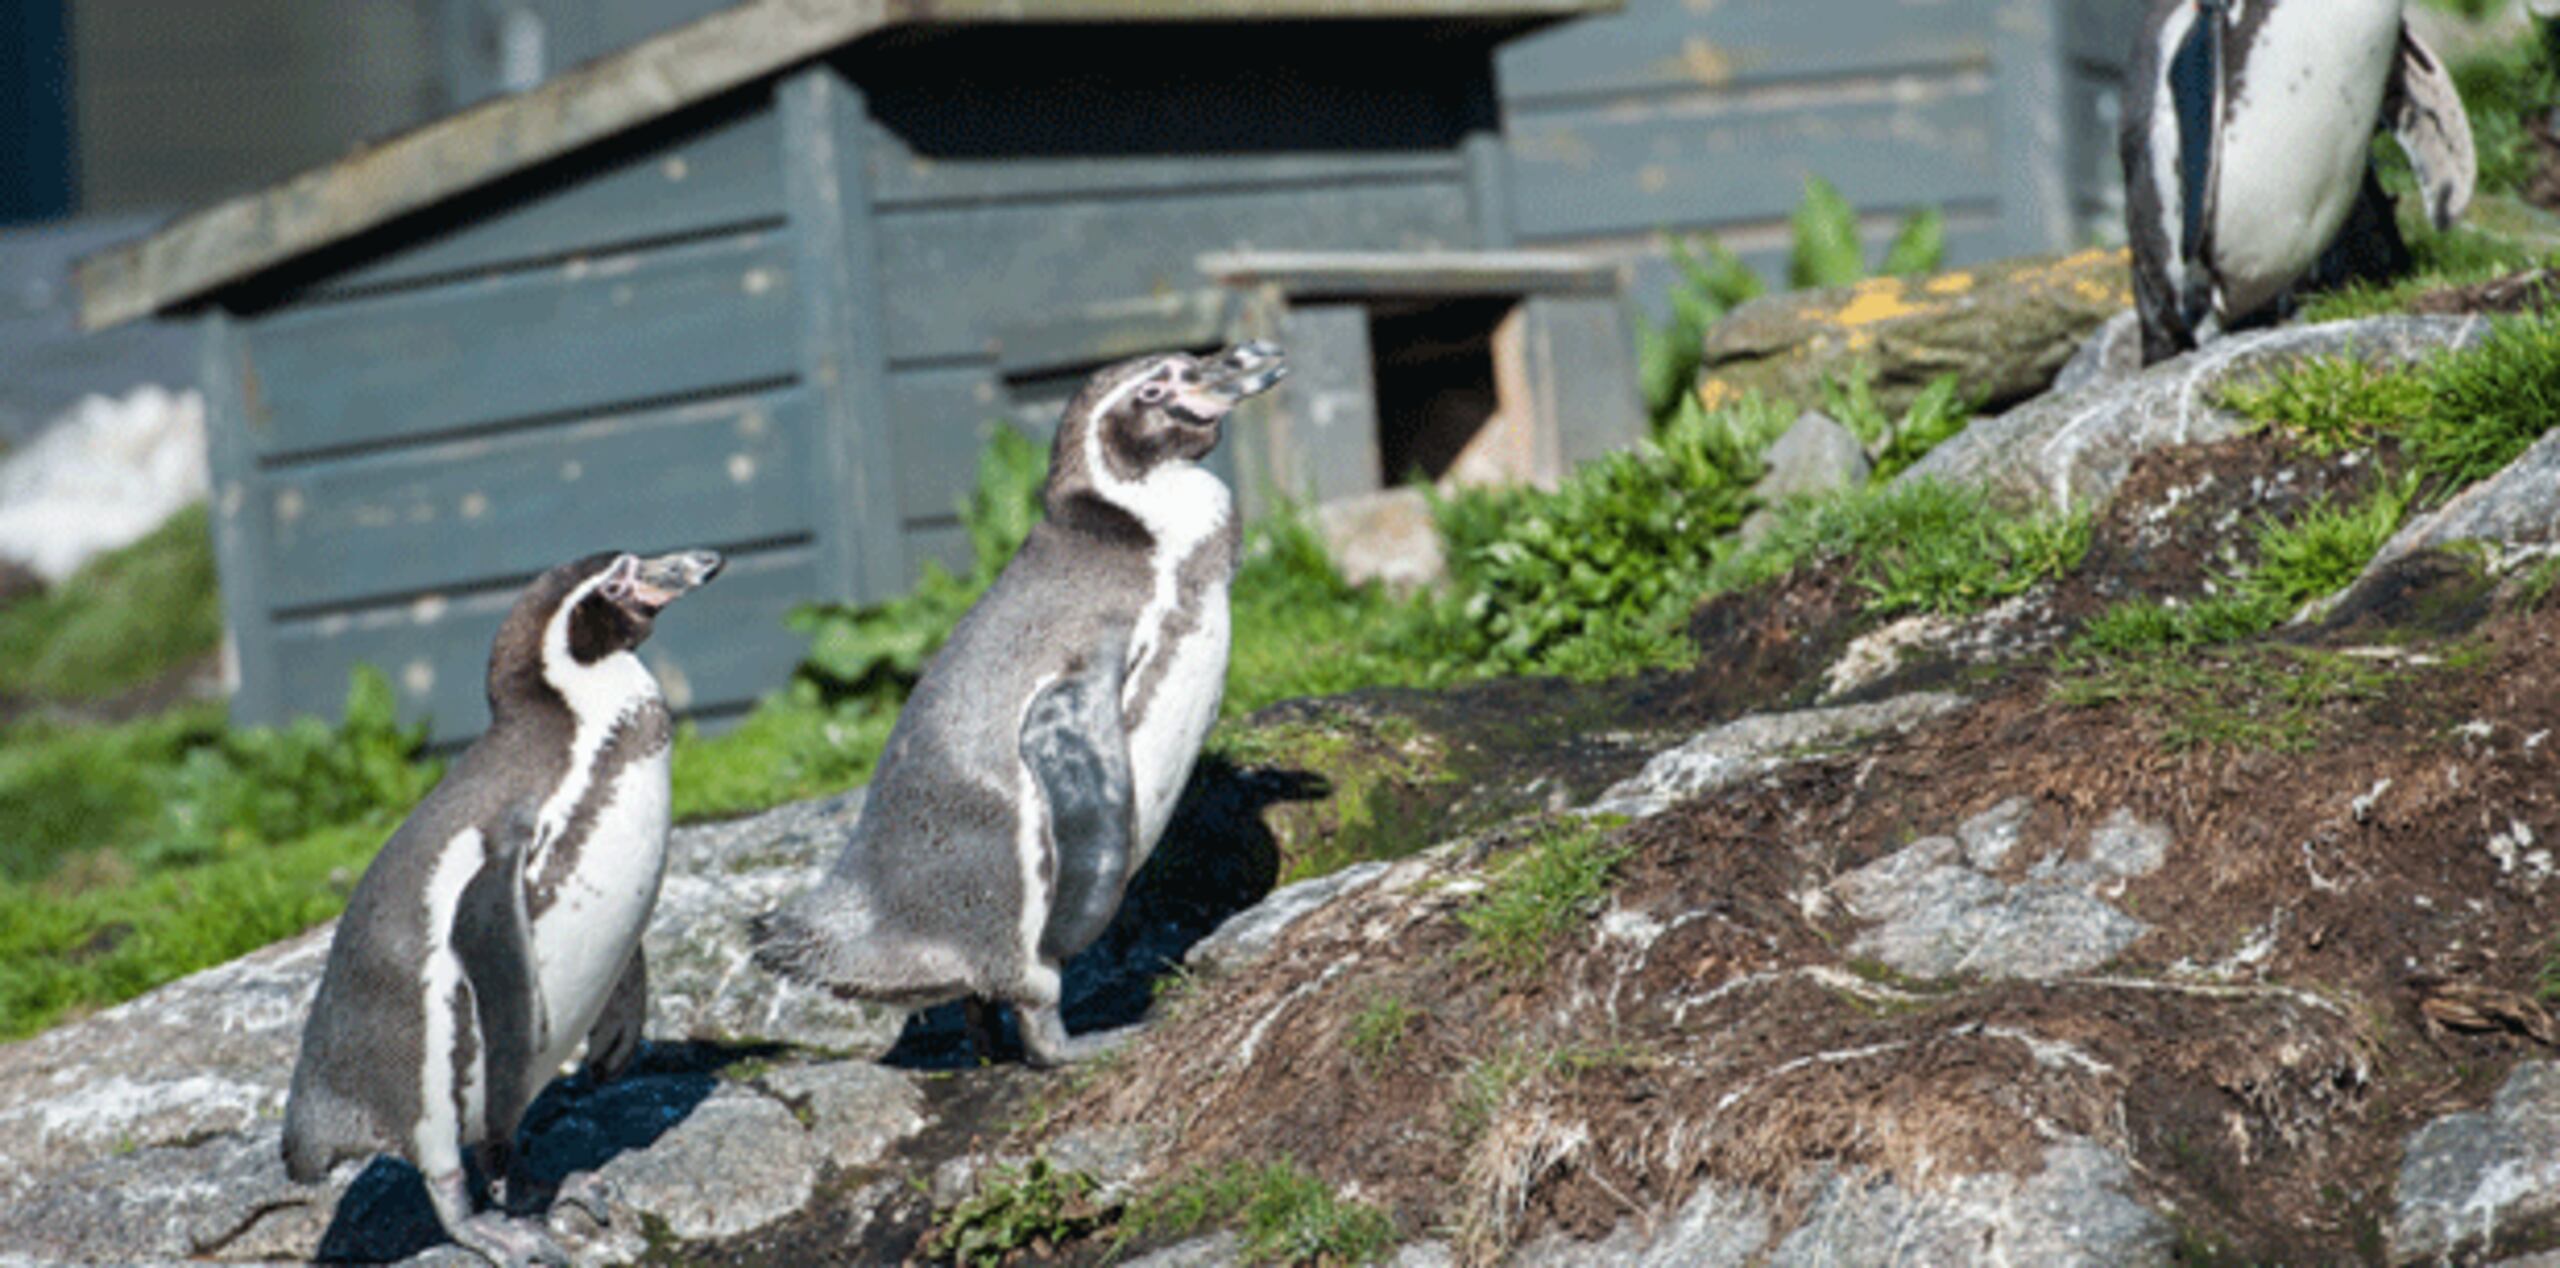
[
  {"xmin": 753, "ymin": 341, "xmax": 1287, "ymax": 1065},
  {"xmin": 2124, "ymin": 0, "xmax": 2476, "ymax": 364},
  {"xmin": 283, "ymin": 548, "xmax": 722, "ymax": 1266}
]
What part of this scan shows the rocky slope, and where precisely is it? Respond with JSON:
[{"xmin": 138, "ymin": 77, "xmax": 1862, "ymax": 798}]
[{"xmin": 7, "ymin": 293, "xmax": 2560, "ymax": 1265}]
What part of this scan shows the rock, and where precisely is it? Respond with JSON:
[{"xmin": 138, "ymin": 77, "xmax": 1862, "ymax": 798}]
[
  {"xmin": 2392, "ymin": 1059, "xmax": 2560, "ymax": 1262},
  {"xmin": 1510, "ymin": 1179, "xmax": 1771, "ymax": 1267},
  {"xmin": 2051, "ymin": 310, "xmax": 2142, "ymax": 396},
  {"xmin": 2362, "ymin": 424, "xmax": 2560, "ymax": 576},
  {"xmin": 1187, "ymin": 860, "xmax": 1393, "ymax": 976},
  {"xmin": 1584, "ymin": 693, "xmax": 1970, "ymax": 820},
  {"xmin": 644, "ymin": 788, "xmax": 902, "ymax": 1054},
  {"xmin": 1697, "ymin": 249, "xmax": 2133, "ymax": 419},
  {"xmin": 1123, "ymin": 1232, "xmax": 1242, "ymax": 1266},
  {"xmin": 0, "ymin": 386, "xmax": 206, "ymax": 582},
  {"xmin": 1312, "ymin": 488, "xmax": 1446, "ymax": 590},
  {"xmin": 1901, "ymin": 315, "xmax": 2486, "ymax": 512},
  {"xmin": 1741, "ymin": 411, "xmax": 1870, "ymax": 544},
  {"xmin": 1834, "ymin": 806, "xmax": 2170, "ymax": 981},
  {"xmin": 0, "ymin": 791, "xmax": 926, "ymax": 1265},
  {"xmin": 1765, "ymin": 1139, "xmax": 2170, "ymax": 1266}
]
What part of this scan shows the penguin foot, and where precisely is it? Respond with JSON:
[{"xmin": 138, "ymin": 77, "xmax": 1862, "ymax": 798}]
[
  {"xmin": 1018, "ymin": 1006, "xmax": 1143, "ymax": 1067},
  {"xmin": 451, "ymin": 1211, "xmax": 574, "ymax": 1268},
  {"xmin": 549, "ymin": 1170, "xmax": 618, "ymax": 1230}
]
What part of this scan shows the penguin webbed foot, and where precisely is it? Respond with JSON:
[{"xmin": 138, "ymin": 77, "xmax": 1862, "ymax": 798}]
[
  {"xmin": 1017, "ymin": 1004, "xmax": 1143, "ymax": 1068},
  {"xmin": 427, "ymin": 1168, "xmax": 574, "ymax": 1268}
]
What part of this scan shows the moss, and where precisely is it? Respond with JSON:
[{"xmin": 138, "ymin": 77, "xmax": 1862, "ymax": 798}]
[
  {"xmin": 1120, "ymin": 1160, "xmax": 1398, "ymax": 1266},
  {"xmin": 1211, "ymin": 708, "xmax": 1453, "ymax": 884},
  {"xmin": 927, "ymin": 1158, "xmax": 1112, "ymax": 1267}
]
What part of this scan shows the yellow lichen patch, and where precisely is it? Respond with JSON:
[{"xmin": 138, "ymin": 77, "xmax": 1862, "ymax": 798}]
[
  {"xmin": 1924, "ymin": 272, "xmax": 1976, "ymax": 296},
  {"xmin": 1696, "ymin": 378, "xmax": 1742, "ymax": 411},
  {"xmin": 1834, "ymin": 277, "xmax": 1932, "ymax": 328}
]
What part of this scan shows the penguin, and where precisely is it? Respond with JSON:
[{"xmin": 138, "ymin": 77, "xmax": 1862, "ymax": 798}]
[
  {"xmin": 282, "ymin": 548, "xmax": 724, "ymax": 1267},
  {"xmin": 2123, "ymin": 0, "xmax": 2477, "ymax": 365},
  {"xmin": 751, "ymin": 341, "xmax": 1288, "ymax": 1066}
]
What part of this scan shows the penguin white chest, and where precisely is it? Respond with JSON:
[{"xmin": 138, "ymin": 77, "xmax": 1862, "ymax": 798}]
[
  {"xmin": 527, "ymin": 733, "xmax": 671, "ymax": 1070},
  {"xmin": 2210, "ymin": 0, "xmax": 2403, "ymax": 317},
  {"xmin": 1115, "ymin": 465, "xmax": 1236, "ymax": 858}
]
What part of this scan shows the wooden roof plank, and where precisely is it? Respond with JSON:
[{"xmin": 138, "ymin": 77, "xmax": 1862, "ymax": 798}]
[{"xmin": 75, "ymin": 0, "xmax": 1616, "ymax": 331}]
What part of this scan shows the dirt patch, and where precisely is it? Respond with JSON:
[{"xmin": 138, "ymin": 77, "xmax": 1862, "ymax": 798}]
[
  {"xmin": 1664, "ymin": 561, "xmax": 1868, "ymax": 723},
  {"xmin": 1030, "ymin": 599, "xmax": 2560, "ymax": 1263},
  {"xmin": 2406, "ymin": 267, "xmax": 2560, "ymax": 317}
]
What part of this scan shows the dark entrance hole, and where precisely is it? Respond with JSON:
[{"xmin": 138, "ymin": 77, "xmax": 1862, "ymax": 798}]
[{"xmin": 1369, "ymin": 297, "xmax": 1513, "ymax": 486}]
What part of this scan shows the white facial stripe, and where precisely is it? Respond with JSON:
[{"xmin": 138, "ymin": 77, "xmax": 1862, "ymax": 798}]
[{"xmin": 529, "ymin": 568, "xmax": 661, "ymax": 878}]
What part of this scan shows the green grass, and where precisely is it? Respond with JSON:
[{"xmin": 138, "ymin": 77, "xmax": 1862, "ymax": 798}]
[
  {"xmin": 0, "ymin": 818, "xmax": 382, "ymax": 1038},
  {"xmin": 1345, "ymin": 992, "xmax": 1420, "ymax": 1070},
  {"xmin": 1457, "ymin": 818, "xmax": 1633, "ymax": 977},
  {"xmin": 2052, "ymin": 645, "xmax": 2403, "ymax": 753},
  {"xmin": 1710, "ymin": 479, "xmax": 2092, "ymax": 620},
  {"xmin": 2225, "ymin": 309, "xmax": 2560, "ymax": 488},
  {"xmin": 1119, "ymin": 1160, "xmax": 1398, "ymax": 1266},
  {"xmin": 0, "ymin": 506, "xmax": 220, "ymax": 702}
]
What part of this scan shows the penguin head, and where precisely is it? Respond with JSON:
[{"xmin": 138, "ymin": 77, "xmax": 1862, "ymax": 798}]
[
  {"xmin": 487, "ymin": 549, "xmax": 725, "ymax": 715},
  {"xmin": 1046, "ymin": 342, "xmax": 1288, "ymax": 509}
]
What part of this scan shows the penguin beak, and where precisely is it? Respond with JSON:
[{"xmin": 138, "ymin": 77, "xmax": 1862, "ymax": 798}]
[
  {"xmin": 1174, "ymin": 341, "xmax": 1289, "ymax": 419},
  {"xmin": 625, "ymin": 549, "xmax": 724, "ymax": 613}
]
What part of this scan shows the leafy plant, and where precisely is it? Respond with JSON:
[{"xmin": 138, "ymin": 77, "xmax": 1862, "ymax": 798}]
[
  {"xmin": 1458, "ymin": 818, "xmax": 1633, "ymax": 976},
  {"xmin": 151, "ymin": 666, "xmax": 442, "ymax": 867},
  {"xmin": 928, "ymin": 1158, "xmax": 1111, "ymax": 1267},
  {"xmin": 1821, "ymin": 366, "xmax": 1976, "ymax": 481},
  {"xmin": 1456, "ymin": 391, "xmax": 1793, "ymax": 671}
]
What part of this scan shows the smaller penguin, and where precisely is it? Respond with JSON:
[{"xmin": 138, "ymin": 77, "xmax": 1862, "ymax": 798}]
[
  {"xmin": 2123, "ymin": 0, "xmax": 2476, "ymax": 364},
  {"xmin": 283, "ymin": 549, "xmax": 723, "ymax": 1267},
  {"xmin": 752, "ymin": 342, "xmax": 1288, "ymax": 1066}
]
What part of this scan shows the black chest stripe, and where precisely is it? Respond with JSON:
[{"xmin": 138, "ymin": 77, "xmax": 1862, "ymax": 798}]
[{"xmin": 526, "ymin": 701, "xmax": 673, "ymax": 920}]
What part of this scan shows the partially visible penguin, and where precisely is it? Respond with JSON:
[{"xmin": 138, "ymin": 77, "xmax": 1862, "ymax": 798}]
[
  {"xmin": 283, "ymin": 549, "xmax": 723, "ymax": 1266},
  {"xmin": 2123, "ymin": 0, "xmax": 2476, "ymax": 364},
  {"xmin": 752, "ymin": 342, "xmax": 1287, "ymax": 1065}
]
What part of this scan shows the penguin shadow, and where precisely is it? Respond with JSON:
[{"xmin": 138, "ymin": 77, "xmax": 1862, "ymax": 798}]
[
  {"xmin": 312, "ymin": 1039, "xmax": 780, "ymax": 1262},
  {"xmin": 882, "ymin": 754, "xmax": 1334, "ymax": 1069}
]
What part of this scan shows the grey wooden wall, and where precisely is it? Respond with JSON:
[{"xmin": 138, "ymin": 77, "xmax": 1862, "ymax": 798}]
[
  {"xmin": 206, "ymin": 87, "xmax": 829, "ymax": 744},
  {"xmin": 1492, "ymin": 0, "xmax": 2142, "ymax": 311},
  {"xmin": 71, "ymin": 0, "xmax": 446, "ymax": 214},
  {"xmin": 832, "ymin": 26, "xmax": 1503, "ymax": 573}
]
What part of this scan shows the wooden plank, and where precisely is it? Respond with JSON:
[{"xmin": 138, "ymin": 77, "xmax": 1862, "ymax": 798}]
[
  {"xmin": 866, "ymin": 146, "xmax": 1468, "ymax": 210},
  {"xmin": 261, "ymin": 388, "xmax": 816, "ymax": 612},
  {"xmin": 239, "ymin": 229, "xmax": 797, "ymax": 460},
  {"xmin": 1463, "ymin": 129, "xmax": 1515, "ymax": 250},
  {"xmin": 271, "ymin": 545, "xmax": 821, "ymax": 746},
  {"xmin": 875, "ymin": 180, "xmax": 1477, "ymax": 364},
  {"xmin": 1269, "ymin": 302, "xmax": 1384, "ymax": 504},
  {"xmin": 1992, "ymin": 0, "xmax": 2074, "ymax": 258},
  {"xmin": 780, "ymin": 65, "xmax": 906, "ymax": 606},
  {"xmin": 993, "ymin": 290, "xmax": 1233, "ymax": 377},
  {"xmin": 1502, "ymin": 89, "xmax": 1996, "ymax": 242},
  {"xmin": 316, "ymin": 100, "xmax": 786, "ymax": 296},
  {"xmin": 200, "ymin": 310, "xmax": 288, "ymax": 730},
  {"xmin": 902, "ymin": 521, "xmax": 976, "ymax": 582},
  {"xmin": 76, "ymin": 0, "xmax": 1617, "ymax": 332},
  {"xmin": 1497, "ymin": 0, "xmax": 1991, "ymax": 105},
  {"xmin": 1198, "ymin": 249, "xmax": 1622, "ymax": 297},
  {"xmin": 1519, "ymin": 293, "xmax": 1643, "ymax": 472},
  {"xmin": 885, "ymin": 365, "xmax": 1047, "ymax": 523},
  {"xmin": 2062, "ymin": 0, "xmax": 2143, "ymax": 70}
]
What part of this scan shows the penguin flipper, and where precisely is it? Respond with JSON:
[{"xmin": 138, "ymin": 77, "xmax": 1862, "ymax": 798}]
[
  {"xmin": 2387, "ymin": 25, "xmax": 2477, "ymax": 231},
  {"xmin": 450, "ymin": 818, "xmax": 546, "ymax": 1147},
  {"xmin": 2166, "ymin": 0, "xmax": 2224, "ymax": 294},
  {"xmin": 580, "ymin": 946, "xmax": 647, "ymax": 1084},
  {"xmin": 1022, "ymin": 647, "xmax": 1137, "ymax": 967}
]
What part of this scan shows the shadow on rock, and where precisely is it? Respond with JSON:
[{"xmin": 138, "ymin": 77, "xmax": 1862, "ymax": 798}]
[
  {"xmin": 882, "ymin": 755, "xmax": 1330, "ymax": 1068},
  {"xmin": 313, "ymin": 1040, "xmax": 775, "ymax": 1262}
]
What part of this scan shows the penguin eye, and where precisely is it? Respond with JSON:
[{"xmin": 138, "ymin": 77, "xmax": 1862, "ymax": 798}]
[
  {"xmin": 1136, "ymin": 382, "xmax": 1170, "ymax": 406},
  {"xmin": 600, "ymin": 576, "xmax": 633, "ymax": 602}
]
